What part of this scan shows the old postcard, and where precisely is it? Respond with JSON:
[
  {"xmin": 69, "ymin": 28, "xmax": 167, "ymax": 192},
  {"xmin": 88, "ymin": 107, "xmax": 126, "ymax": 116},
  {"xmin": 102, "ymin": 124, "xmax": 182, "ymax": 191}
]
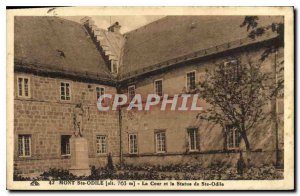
[{"xmin": 6, "ymin": 7, "xmax": 294, "ymax": 190}]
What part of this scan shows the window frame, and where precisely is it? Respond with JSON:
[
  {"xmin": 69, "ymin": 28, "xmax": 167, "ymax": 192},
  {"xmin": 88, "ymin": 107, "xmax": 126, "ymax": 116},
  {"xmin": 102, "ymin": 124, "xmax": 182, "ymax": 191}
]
[
  {"xmin": 155, "ymin": 130, "xmax": 166, "ymax": 153},
  {"xmin": 17, "ymin": 76, "xmax": 31, "ymax": 98},
  {"xmin": 225, "ymin": 125, "xmax": 240, "ymax": 150},
  {"xmin": 111, "ymin": 60, "xmax": 118, "ymax": 74},
  {"xmin": 96, "ymin": 86, "xmax": 105, "ymax": 101},
  {"xmin": 223, "ymin": 59, "xmax": 239, "ymax": 82},
  {"xmin": 154, "ymin": 79, "xmax": 163, "ymax": 96},
  {"xmin": 18, "ymin": 134, "xmax": 32, "ymax": 158},
  {"xmin": 128, "ymin": 133, "xmax": 138, "ymax": 155},
  {"xmin": 96, "ymin": 135, "xmax": 107, "ymax": 155},
  {"xmin": 60, "ymin": 81, "xmax": 71, "ymax": 101},
  {"xmin": 187, "ymin": 128, "xmax": 199, "ymax": 152},
  {"xmin": 128, "ymin": 85, "xmax": 136, "ymax": 100},
  {"xmin": 186, "ymin": 70, "xmax": 197, "ymax": 91},
  {"xmin": 60, "ymin": 135, "xmax": 71, "ymax": 156}
]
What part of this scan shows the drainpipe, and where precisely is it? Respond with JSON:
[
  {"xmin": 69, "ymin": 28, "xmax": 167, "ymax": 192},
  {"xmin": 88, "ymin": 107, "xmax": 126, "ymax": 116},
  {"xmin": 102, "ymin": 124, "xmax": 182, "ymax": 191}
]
[
  {"xmin": 117, "ymin": 85, "xmax": 123, "ymax": 167},
  {"xmin": 271, "ymin": 48, "xmax": 279, "ymax": 167},
  {"xmin": 274, "ymin": 50, "xmax": 279, "ymax": 167}
]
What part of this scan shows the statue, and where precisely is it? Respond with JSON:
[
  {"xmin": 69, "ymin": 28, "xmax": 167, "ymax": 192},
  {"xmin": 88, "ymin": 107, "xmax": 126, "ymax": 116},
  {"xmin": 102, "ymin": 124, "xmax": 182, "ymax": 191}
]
[{"xmin": 74, "ymin": 103, "xmax": 84, "ymax": 137}]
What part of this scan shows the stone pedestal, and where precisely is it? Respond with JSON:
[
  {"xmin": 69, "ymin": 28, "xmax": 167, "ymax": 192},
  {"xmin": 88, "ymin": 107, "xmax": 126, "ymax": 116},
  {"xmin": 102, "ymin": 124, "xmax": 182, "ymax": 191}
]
[{"xmin": 69, "ymin": 137, "xmax": 91, "ymax": 176}]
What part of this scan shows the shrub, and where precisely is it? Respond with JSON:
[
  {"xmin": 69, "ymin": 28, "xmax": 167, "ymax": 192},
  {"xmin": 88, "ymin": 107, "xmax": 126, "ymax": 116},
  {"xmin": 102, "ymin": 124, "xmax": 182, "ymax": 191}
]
[
  {"xmin": 13, "ymin": 163, "xmax": 284, "ymax": 181},
  {"xmin": 40, "ymin": 168, "xmax": 78, "ymax": 180},
  {"xmin": 13, "ymin": 173, "xmax": 31, "ymax": 181}
]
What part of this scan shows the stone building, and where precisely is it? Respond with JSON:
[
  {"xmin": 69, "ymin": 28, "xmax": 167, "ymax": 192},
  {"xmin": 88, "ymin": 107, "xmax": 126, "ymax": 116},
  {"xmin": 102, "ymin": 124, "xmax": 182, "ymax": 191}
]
[{"xmin": 14, "ymin": 16, "xmax": 284, "ymax": 176}]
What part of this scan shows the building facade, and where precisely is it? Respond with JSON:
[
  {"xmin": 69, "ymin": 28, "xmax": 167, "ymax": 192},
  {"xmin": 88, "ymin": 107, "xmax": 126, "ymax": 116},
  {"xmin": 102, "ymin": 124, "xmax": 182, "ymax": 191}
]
[{"xmin": 13, "ymin": 16, "xmax": 284, "ymax": 176}]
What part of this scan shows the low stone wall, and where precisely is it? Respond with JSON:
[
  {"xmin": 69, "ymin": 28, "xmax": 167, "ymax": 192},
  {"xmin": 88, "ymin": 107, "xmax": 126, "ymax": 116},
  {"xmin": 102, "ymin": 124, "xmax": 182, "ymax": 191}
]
[
  {"xmin": 14, "ymin": 158, "xmax": 71, "ymax": 178},
  {"xmin": 14, "ymin": 155, "xmax": 120, "ymax": 178},
  {"xmin": 123, "ymin": 150, "xmax": 279, "ymax": 167}
]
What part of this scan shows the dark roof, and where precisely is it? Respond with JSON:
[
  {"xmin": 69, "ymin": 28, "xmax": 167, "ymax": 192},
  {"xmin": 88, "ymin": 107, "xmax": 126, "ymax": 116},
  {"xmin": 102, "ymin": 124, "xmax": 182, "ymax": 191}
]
[
  {"xmin": 14, "ymin": 16, "xmax": 113, "ymax": 80},
  {"xmin": 120, "ymin": 16, "xmax": 283, "ymax": 75}
]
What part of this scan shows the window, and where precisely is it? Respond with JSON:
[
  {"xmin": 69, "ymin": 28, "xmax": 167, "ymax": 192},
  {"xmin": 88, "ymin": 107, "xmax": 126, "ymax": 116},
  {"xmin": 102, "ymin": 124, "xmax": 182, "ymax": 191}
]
[
  {"xmin": 187, "ymin": 71, "xmax": 196, "ymax": 91},
  {"xmin": 155, "ymin": 131, "xmax": 166, "ymax": 153},
  {"xmin": 111, "ymin": 60, "xmax": 118, "ymax": 74},
  {"xmin": 61, "ymin": 135, "xmax": 71, "ymax": 156},
  {"xmin": 226, "ymin": 125, "xmax": 240, "ymax": 149},
  {"xmin": 128, "ymin": 134, "xmax": 138, "ymax": 154},
  {"xmin": 60, "ymin": 82, "xmax": 70, "ymax": 100},
  {"xmin": 96, "ymin": 135, "xmax": 107, "ymax": 154},
  {"xmin": 96, "ymin": 86, "xmax": 105, "ymax": 101},
  {"xmin": 18, "ymin": 135, "xmax": 31, "ymax": 157},
  {"xmin": 128, "ymin": 85, "xmax": 136, "ymax": 100},
  {"xmin": 187, "ymin": 128, "xmax": 198, "ymax": 151},
  {"xmin": 154, "ymin": 79, "xmax": 163, "ymax": 96},
  {"xmin": 223, "ymin": 60, "xmax": 239, "ymax": 81},
  {"xmin": 17, "ymin": 76, "xmax": 30, "ymax": 98}
]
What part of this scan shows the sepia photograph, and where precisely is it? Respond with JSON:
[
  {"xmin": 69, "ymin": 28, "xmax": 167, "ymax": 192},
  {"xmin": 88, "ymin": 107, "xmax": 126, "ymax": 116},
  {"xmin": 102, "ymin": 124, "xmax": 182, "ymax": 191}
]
[{"xmin": 6, "ymin": 6, "xmax": 294, "ymax": 190}]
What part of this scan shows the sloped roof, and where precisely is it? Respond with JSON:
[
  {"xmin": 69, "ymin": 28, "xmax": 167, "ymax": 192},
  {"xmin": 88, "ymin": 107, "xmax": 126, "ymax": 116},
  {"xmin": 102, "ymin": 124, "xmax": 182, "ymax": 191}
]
[
  {"xmin": 14, "ymin": 16, "xmax": 283, "ymax": 82},
  {"xmin": 120, "ymin": 16, "xmax": 283, "ymax": 75},
  {"xmin": 14, "ymin": 16, "xmax": 113, "ymax": 80}
]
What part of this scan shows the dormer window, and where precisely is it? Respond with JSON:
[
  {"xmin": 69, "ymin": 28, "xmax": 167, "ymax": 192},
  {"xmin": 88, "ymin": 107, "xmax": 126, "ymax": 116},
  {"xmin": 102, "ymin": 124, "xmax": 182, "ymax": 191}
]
[{"xmin": 111, "ymin": 60, "xmax": 118, "ymax": 74}]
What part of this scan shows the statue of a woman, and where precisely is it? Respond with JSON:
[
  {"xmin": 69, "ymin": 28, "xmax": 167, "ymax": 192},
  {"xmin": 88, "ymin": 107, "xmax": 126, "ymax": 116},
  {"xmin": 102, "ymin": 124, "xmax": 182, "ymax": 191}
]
[{"xmin": 74, "ymin": 103, "xmax": 84, "ymax": 137}]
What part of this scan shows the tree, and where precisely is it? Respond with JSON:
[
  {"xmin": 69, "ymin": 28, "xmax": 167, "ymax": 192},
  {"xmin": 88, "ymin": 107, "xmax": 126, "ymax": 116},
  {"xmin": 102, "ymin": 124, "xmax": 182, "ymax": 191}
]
[
  {"xmin": 241, "ymin": 16, "xmax": 284, "ymax": 166},
  {"xmin": 240, "ymin": 16, "xmax": 283, "ymax": 49},
  {"xmin": 198, "ymin": 57, "xmax": 273, "ymax": 153},
  {"xmin": 240, "ymin": 16, "xmax": 284, "ymax": 97}
]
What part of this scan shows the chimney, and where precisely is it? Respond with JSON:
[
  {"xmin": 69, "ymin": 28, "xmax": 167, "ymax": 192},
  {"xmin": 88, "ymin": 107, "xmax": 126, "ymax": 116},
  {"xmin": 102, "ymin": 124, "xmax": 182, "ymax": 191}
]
[
  {"xmin": 108, "ymin": 22, "xmax": 121, "ymax": 33},
  {"xmin": 80, "ymin": 16, "xmax": 92, "ymax": 25}
]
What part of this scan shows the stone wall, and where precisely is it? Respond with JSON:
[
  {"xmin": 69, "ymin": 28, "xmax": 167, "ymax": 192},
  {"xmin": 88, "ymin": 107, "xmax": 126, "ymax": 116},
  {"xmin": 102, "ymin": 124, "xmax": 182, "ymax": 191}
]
[
  {"xmin": 120, "ymin": 47, "xmax": 284, "ymax": 167},
  {"xmin": 14, "ymin": 73, "xmax": 120, "ymax": 175},
  {"xmin": 13, "ymin": 46, "xmax": 284, "ymax": 175},
  {"xmin": 121, "ymin": 106, "xmax": 277, "ymax": 166}
]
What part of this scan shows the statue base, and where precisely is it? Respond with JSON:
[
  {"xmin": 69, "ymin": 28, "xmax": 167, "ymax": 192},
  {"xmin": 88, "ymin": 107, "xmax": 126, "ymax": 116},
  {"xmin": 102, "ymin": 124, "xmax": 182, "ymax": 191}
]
[{"xmin": 69, "ymin": 136, "xmax": 91, "ymax": 176}]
